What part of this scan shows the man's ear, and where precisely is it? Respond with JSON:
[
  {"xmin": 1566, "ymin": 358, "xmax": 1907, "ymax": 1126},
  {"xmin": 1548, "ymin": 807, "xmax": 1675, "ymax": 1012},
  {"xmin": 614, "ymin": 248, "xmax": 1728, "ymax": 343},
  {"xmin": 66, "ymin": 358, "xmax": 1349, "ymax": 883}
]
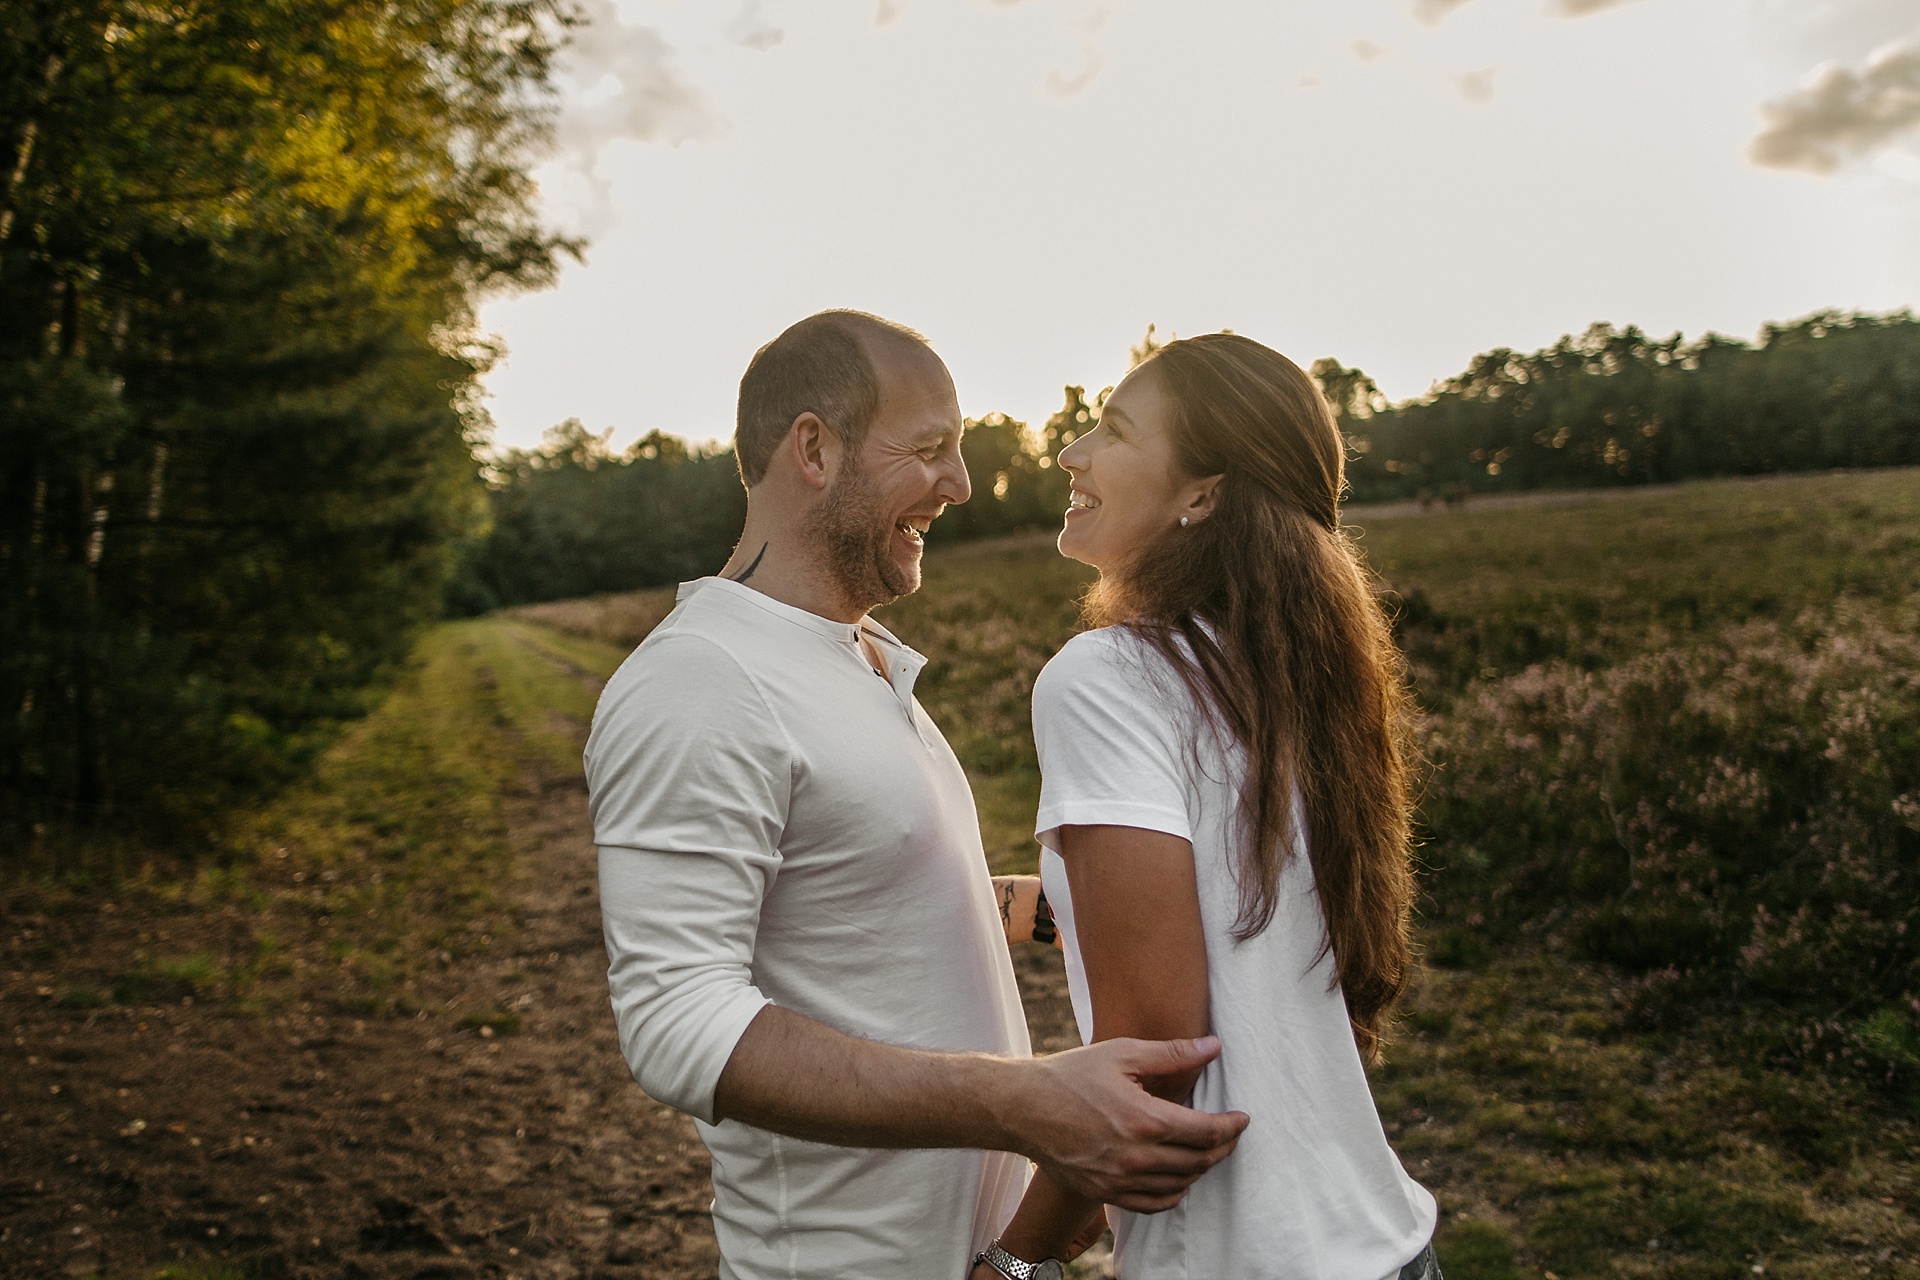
[
  {"xmin": 1184, "ymin": 474, "xmax": 1225, "ymax": 524},
  {"xmin": 787, "ymin": 412, "xmax": 840, "ymax": 492}
]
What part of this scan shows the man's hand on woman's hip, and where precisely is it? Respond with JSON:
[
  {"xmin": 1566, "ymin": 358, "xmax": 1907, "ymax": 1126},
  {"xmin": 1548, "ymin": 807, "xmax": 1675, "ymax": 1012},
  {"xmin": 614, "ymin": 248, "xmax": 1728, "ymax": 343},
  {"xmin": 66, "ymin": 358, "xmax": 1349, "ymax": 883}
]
[
  {"xmin": 1016, "ymin": 1035, "xmax": 1246, "ymax": 1213},
  {"xmin": 712, "ymin": 1008, "xmax": 1242, "ymax": 1214}
]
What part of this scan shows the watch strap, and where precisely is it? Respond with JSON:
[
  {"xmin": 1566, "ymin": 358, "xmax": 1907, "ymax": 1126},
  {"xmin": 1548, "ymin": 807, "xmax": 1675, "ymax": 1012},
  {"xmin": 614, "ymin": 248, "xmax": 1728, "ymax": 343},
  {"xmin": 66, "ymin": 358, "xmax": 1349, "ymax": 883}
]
[
  {"xmin": 1031, "ymin": 889, "xmax": 1058, "ymax": 947},
  {"xmin": 975, "ymin": 1242, "xmax": 1061, "ymax": 1280}
]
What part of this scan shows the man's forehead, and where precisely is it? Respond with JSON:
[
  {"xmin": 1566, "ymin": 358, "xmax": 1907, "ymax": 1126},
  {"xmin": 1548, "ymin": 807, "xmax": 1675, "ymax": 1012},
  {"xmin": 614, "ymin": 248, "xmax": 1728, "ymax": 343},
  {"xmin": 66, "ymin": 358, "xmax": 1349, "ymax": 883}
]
[
  {"xmin": 868, "ymin": 342, "xmax": 960, "ymax": 430},
  {"xmin": 865, "ymin": 332, "xmax": 951, "ymax": 391}
]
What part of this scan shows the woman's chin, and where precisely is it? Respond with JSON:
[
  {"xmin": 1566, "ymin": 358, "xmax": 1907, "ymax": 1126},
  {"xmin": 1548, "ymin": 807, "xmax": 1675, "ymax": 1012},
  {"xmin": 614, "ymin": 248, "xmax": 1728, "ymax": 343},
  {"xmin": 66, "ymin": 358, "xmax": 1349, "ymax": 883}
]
[{"xmin": 1056, "ymin": 527, "xmax": 1101, "ymax": 570}]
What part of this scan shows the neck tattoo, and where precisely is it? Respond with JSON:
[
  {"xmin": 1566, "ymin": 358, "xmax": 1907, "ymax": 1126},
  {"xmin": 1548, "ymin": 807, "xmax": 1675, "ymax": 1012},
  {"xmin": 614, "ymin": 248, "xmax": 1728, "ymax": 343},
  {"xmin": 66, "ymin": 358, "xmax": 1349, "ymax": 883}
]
[{"xmin": 729, "ymin": 542, "xmax": 769, "ymax": 584}]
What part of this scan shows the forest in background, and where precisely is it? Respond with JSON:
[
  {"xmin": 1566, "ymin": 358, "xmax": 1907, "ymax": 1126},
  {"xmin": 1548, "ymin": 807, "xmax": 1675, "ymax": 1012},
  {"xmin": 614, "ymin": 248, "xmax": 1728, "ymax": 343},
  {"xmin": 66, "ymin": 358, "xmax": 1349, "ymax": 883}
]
[
  {"xmin": 2, "ymin": 0, "xmax": 575, "ymax": 846},
  {"xmin": 447, "ymin": 309, "xmax": 1920, "ymax": 612}
]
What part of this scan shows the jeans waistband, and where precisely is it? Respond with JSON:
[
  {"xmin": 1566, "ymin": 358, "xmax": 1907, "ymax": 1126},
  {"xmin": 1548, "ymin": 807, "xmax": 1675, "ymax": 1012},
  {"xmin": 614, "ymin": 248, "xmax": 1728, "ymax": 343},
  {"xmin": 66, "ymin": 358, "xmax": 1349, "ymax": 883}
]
[{"xmin": 1398, "ymin": 1242, "xmax": 1443, "ymax": 1280}]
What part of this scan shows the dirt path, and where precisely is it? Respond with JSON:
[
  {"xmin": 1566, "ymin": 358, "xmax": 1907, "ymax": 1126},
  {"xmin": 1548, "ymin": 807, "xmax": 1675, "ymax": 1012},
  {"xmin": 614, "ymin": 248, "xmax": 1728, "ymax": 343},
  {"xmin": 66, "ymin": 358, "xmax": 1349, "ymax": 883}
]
[{"xmin": 2, "ymin": 768, "xmax": 725, "ymax": 1279}]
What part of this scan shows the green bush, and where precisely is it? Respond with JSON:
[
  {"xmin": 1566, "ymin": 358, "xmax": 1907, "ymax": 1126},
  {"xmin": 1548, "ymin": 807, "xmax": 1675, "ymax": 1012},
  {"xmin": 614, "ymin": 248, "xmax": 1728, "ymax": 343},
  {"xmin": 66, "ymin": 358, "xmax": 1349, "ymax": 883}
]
[{"xmin": 1421, "ymin": 601, "xmax": 1920, "ymax": 1080}]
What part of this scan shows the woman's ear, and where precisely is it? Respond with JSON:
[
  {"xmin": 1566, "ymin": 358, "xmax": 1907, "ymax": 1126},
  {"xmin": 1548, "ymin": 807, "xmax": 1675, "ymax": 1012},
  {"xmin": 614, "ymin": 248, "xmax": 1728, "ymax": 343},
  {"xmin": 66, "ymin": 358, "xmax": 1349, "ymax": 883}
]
[{"xmin": 1184, "ymin": 475, "xmax": 1225, "ymax": 525}]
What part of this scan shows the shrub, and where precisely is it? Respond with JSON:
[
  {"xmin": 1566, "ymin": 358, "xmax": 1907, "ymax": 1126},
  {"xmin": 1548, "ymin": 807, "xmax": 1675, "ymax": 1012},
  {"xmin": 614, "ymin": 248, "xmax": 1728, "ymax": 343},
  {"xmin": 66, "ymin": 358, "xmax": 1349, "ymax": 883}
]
[{"xmin": 1421, "ymin": 600, "xmax": 1920, "ymax": 1077}]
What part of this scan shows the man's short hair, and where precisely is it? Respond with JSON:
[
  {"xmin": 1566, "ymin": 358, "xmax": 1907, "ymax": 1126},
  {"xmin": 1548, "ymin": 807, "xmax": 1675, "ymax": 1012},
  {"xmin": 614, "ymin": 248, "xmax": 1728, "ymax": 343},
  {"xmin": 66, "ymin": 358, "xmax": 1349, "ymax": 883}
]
[{"xmin": 734, "ymin": 310, "xmax": 931, "ymax": 487}]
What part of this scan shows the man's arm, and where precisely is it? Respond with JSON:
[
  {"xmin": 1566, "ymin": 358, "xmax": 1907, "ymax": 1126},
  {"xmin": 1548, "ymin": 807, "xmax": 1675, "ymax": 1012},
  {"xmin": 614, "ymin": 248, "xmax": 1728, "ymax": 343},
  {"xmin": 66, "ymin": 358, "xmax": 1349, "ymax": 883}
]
[
  {"xmin": 991, "ymin": 874, "xmax": 1062, "ymax": 949},
  {"xmin": 605, "ymin": 832, "xmax": 1245, "ymax": 1212},
  {"xmin": 712, "ymin": 1004, "xmax": 1244, "ymax": 1213}
]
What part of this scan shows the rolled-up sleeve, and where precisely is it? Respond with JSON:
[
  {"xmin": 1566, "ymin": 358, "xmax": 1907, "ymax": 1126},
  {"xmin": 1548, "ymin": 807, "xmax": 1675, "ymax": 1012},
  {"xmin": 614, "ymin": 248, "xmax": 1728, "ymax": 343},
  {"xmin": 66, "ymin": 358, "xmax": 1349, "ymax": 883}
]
[{"xmin": 584, "ymin": 634, "xmax": 791, "ymax": 1123}]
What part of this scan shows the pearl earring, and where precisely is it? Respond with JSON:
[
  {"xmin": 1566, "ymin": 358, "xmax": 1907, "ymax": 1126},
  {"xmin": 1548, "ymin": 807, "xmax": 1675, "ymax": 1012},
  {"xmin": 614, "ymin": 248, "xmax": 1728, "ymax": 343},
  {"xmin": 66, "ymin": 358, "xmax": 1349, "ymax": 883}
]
[{"xmin": 1179, "ymin": 516, "xmax": 1190, "ymax": 527}]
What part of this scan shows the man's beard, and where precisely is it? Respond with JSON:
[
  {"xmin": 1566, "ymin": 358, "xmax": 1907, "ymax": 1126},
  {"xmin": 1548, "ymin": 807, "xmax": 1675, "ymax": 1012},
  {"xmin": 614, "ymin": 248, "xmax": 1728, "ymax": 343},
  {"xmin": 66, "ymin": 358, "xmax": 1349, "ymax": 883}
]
[{"xmin": 810, "ymin": 460, "xmax": 918, "ymax": 613}]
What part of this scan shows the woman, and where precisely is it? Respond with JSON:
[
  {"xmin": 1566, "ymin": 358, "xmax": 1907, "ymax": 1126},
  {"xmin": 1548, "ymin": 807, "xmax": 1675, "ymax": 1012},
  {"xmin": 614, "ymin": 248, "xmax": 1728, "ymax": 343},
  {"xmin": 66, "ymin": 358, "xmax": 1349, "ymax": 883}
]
[{"xmin": 973, "ymin": 334, "xmax": 1439, "ymax": 1280}]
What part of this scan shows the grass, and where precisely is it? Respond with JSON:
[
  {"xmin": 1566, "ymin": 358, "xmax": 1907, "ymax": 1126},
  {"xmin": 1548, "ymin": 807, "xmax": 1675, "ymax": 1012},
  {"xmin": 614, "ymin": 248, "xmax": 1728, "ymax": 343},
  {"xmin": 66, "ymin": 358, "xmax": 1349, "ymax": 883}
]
[
  {"xmin": 1381, "ymin": 954, "xmax": 1919, "ymax": 1280},
  {"xmin": 882, "ymin": 470, "xmax": 1920, "ymax": 879},
  {"xmin": 228, "ymin": 617, "xmax": 629, "ymax": 1009},
  {"xmin": 1352, "ymin": 470, "xmax": 1920, "ymax": 699},
  {"xmin": 6, "ymin": 614, "xmax": 631, "ymax": 1020}
]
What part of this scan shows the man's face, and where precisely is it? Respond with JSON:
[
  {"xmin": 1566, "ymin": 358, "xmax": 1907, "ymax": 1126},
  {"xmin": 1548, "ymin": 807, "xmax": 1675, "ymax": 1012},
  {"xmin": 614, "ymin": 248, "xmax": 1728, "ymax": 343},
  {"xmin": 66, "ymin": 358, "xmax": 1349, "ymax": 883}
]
[{"xmin": 811, "ymin": 343, "xmax": 970, "ymax": 612}]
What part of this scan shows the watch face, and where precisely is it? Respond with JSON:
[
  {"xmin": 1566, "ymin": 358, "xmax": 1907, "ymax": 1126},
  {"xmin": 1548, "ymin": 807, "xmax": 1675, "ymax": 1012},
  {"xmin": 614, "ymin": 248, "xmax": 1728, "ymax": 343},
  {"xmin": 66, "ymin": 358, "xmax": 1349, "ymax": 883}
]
[{"xmin": 1034, "ymin": 1262, "xmax": 1064, "ymax": 1280}]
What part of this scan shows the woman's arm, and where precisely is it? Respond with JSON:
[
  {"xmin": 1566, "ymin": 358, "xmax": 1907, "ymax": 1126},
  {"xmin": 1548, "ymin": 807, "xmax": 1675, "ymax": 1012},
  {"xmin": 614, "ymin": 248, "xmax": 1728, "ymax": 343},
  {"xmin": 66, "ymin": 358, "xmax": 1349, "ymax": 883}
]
[
  {"xmin": 974, "ymin": 825, "xmax": 1212, "ymax": 1275},
  {"xmin": 990, "ymin": 875, "xmax": 1064, "ymax": 950}
]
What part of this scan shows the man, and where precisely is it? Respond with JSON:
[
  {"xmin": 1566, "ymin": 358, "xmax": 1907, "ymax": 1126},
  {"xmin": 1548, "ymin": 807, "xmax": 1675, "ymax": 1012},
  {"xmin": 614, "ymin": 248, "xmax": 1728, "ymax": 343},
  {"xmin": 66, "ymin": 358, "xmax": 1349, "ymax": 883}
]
[{"xmin": 585, "ymin": 311, "xmax": 1246, "ymax": 1279}]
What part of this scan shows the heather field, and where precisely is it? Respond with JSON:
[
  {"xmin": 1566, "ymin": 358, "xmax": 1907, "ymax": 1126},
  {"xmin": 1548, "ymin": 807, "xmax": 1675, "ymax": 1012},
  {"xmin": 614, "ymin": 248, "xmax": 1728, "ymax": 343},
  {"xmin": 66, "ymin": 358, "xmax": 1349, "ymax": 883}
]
[
  {"xmin": 6, "ymin": 468, "xmax": 1918, "ymax": 1279},
  {"xmin": 514, "ymin": 467, "xmax": 1920, "ymax": 1280}
]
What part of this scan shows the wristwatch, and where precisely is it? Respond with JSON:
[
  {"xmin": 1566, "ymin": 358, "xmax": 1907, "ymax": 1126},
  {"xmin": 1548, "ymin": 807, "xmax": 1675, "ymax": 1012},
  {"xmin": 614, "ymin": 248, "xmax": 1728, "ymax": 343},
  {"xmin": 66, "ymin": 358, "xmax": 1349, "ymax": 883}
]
[
  {"xmin": 974, "ymin": 1242, "xmax": 1064, "ymax": 1280},
  {"xmin": 1031, "ymin": 889, "xmax": 1058, "ymax": 947}
]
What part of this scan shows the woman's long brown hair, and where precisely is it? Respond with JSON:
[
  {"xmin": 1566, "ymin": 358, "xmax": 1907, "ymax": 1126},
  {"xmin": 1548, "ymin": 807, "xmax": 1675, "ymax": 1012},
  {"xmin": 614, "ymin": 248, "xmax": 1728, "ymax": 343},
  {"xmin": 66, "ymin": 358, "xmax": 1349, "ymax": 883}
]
[{"xmin": 1085, "ymin": 333, "xmax": 1417, "ymax": 1063}]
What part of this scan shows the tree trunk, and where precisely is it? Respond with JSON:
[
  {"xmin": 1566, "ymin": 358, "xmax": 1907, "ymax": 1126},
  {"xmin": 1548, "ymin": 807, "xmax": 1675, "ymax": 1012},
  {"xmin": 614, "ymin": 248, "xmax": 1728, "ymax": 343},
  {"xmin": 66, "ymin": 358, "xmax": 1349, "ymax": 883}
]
[{"xmin": 0, "ymin": 52, "xmax": 65, "ymax": 272}]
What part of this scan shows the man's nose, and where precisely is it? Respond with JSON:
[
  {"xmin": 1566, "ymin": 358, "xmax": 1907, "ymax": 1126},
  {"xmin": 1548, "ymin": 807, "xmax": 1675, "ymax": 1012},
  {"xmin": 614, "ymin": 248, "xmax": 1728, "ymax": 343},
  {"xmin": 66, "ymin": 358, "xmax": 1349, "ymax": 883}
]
[{"xmin": 939, "ymin": 450, "xmax": 971, "ymax": 504}]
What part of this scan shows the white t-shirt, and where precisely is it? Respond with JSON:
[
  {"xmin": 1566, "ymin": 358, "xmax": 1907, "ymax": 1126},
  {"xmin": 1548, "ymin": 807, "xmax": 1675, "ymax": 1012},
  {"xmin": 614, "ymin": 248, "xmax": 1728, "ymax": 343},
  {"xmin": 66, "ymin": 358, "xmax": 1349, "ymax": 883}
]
[
  {"xmin": 585, "ymin": 576, "xmax": 1031, "ymax": 1280},
  {"xmin": 1033, "ymin": 627, "xmax": 1436, "ymax": 1280}
]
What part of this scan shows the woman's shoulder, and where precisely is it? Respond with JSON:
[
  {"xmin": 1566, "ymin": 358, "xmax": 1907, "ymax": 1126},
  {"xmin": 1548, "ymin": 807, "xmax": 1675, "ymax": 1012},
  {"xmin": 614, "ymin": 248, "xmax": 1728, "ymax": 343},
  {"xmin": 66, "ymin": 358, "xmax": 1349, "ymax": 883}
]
[
  {"xmin": 1039, "ymin": 625, "xmax": 1149, "ymax": 681},
  {"xmin": 1034, "ymin": 626, "xmax": 1182, "ymax": 714}
]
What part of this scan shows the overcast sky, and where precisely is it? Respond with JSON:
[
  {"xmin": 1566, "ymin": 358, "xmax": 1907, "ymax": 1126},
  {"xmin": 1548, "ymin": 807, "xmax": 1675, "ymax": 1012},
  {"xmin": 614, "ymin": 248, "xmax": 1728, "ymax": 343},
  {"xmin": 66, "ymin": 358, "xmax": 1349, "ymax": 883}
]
[{"xmin": 475, "ymin": 0, "xmax": 1920, "ymax": 453}]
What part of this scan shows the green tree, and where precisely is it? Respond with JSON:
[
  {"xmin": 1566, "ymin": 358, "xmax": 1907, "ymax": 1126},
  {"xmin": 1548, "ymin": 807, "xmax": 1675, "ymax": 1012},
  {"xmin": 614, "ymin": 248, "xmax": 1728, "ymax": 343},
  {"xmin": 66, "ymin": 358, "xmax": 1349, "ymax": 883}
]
[
  {"xmin": 1334, "ymin": 311, "xmax": 1920, "ymax": 503},
  {"xmin": 1, "ymin": 0, "xmax": 574, "ymax": 844},
  {"xmin": 445, "ymin": 423, "xmax": 749, "ymax": 612}
]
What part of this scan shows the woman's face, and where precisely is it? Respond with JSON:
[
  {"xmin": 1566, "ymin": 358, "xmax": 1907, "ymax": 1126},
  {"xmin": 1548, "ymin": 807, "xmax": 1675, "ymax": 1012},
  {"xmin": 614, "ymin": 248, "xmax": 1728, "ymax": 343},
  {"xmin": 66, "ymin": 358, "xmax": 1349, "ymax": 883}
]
[{"xmin": 1056, "ymin": 362, "xmax": 1219, "ymax": 573}]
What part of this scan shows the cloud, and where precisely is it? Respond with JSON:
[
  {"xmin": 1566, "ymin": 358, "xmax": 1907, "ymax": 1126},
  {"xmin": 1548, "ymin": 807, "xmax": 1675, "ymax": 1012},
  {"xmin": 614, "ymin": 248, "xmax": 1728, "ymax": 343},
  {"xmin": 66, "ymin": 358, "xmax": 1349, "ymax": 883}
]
[
  {"xmin": 1876, "ymin": 147, "xmax": 1920, "ymax": 184},
  {"xmin": 1413, "ymin": 0, "xmax": 1648, "ymax": 25},
  {"xmin": 554, "ymin": 0, "xmax": 714, "ymax": 154},
  {"xmin": 1047, "ymin": 50, "xmax": 1104, "ymax": 96},
  {"xmin": 548, "ymin": 0, "xmax": 717, "ymax": 232},
  {"xmin": 875, "ymin": 0, "xmax": 903, "ymax": 26},
  {"xmin": 1750, "ymin": 38, "xmax": 1920, "ymax": 173},
  {"xmin": 1449, "ymin": 68, "xmax": 1498, "ymax": 104},
  {"xmin": 1045, "ymin": 7, "xmax": 1108, "ymax": 98},
  {"xmin": 1350, "ymin": 39, "xmax": 1390, "ymax": 63},
  {"xmin": 727, "ymin": 0, "xmax": 784, "ymax": 51},
  {"xmin": 1549, "ymin": 0, "xmax": 1645, "ymax": 14},
  {"xmin": 1413, "ymin": 0, "xmax": 1474, "ymax": 25}
]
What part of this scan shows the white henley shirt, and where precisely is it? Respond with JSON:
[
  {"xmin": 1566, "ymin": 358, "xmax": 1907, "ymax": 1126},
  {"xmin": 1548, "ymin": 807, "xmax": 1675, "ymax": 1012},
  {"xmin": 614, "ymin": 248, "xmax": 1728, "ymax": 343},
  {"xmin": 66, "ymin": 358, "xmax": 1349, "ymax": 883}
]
[{"xmin": 585, "ymin": 576, "xmax": 1031, "ymax": 1280}]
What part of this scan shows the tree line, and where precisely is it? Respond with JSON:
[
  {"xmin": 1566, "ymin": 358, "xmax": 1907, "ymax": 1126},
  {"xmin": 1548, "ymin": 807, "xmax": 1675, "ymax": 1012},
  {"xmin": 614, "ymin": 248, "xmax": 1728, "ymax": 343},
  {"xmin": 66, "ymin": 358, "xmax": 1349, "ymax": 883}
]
[
  {"xmin": 455, "ymin": 310, "xmax": 1919, "ymax": 612},
  {"xmin": 2, "ymin": 0, "xmax": 572, "ymax": 845},
  {"xmin": 443, "ymin": 388, "xmax": 1100, "ymax": 612},
  {"xmin": 1320, "ymin": 310, "xmax": 1920, "ymax": 502}
]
